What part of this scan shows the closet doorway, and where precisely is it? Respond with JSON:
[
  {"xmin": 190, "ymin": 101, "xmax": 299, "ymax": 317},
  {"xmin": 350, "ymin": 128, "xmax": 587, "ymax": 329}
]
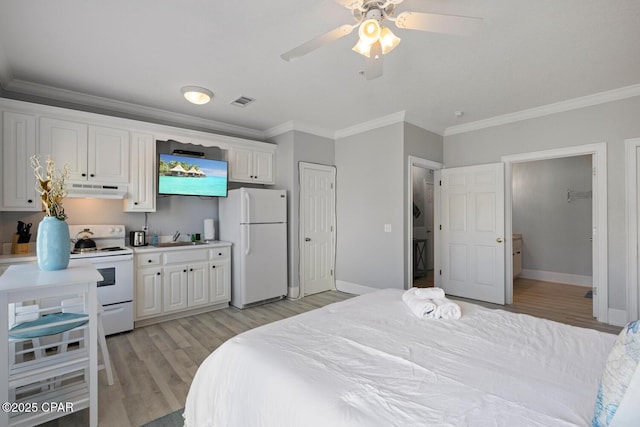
[{"xmin": 407, "ymin": 156, "xmax": 443, "ymax": 289}]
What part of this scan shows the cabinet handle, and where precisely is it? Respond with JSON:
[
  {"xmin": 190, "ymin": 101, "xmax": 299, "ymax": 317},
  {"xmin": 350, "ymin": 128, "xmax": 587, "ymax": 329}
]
[
  {"xmin": 148, "ymin": 259, "xmax": 152, "ymax": 263},
  {"xmin": 90, "ymin": 173, "xmax": 95, "ymax": 177},
  {"xmin": 183, "ymin": 269, "xmax": 187, "ymax": 273},
  {"xmin": 218, "ymin": 252, "xmax": 222, "ymax": 256},
  {"xmin": 81, "ymin": 173, "xmax": 87, "ymax": 177},
  {"xmin": 134, "ymin": 202, "xmax": 138, "ymax": 205},
  {"xmin": 212, "ymin": 265, "xmax": 216, "ymax": 269},
  {"xmin": 189, "ymin": 268, "xmax": 193, "ymax": 271},
  {"xmin": 27, "ymin": 199, "xmax": 33, "ymax": 204},
  {"xmin": 156, "ymin": 272, "xmax": 161, "ymax": 276}
]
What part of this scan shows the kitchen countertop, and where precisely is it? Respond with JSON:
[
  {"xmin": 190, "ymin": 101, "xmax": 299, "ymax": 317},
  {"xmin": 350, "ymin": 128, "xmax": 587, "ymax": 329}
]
[
  {"xmin": 130, "ymin": 240, "xmax": 231, "ymax": 254},
  {"xmin": 0, "ymin": 241, "xmax": 232, "ymax": 264}
]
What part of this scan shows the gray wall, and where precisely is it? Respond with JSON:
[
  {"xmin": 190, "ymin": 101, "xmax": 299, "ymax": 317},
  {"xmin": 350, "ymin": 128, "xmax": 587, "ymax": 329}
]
[
  {"xmin": 271, "ymin": 129, "xmax": 335, "ymax": 297},
  {"xmin": 335, "ymin": 122, "xmax": 443, "ymax": 290},
  {"xmin": 444, "ymin": 95, "xmax": 640, "ymax": 310},
  {"xmin": 512, "ymin": 155, "xmax": 592, "ymax": 276}
]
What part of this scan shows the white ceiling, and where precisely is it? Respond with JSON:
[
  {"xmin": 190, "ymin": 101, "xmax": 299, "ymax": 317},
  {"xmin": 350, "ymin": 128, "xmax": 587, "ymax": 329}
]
[{"xmin": 0, "ymin": 0, "xmax": 639, "ymax": 139}]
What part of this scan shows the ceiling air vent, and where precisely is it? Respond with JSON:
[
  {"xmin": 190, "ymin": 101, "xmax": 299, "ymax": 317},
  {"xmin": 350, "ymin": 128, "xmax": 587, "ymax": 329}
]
[{"xmin": 230, "ymin": 96, "xmax": 256, "ymax": 107}]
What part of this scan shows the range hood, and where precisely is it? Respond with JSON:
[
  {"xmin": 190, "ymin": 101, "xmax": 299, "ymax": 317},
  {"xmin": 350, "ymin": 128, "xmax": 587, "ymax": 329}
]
[{"xmin": 66, "ymin": 182, "xmax": 128, "ymax": 199}]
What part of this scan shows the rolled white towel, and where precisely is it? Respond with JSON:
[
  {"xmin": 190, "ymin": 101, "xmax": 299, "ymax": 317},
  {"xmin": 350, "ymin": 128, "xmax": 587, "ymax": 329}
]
[
  {"xmin": 403, "ymin": 296, "xmax": 438, "ymax": 319},
  {"xmin": 404, "ymin": 287, "xmax": 445, "ymax": 300},
  {"xmin": 433, "ymin": 297, "xmax": 462, "ymax": 320}
]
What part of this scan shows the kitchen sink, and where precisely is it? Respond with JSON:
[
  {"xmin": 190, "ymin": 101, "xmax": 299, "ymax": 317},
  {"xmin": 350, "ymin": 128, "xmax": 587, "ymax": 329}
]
[{"xmin": 152, "ymin": 241, "xmax": 208, "ymax": 247}]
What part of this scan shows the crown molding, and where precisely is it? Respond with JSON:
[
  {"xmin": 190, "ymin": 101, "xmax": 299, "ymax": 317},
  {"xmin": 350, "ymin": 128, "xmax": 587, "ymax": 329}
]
[
  {"xmin": 264, "ymin": 120, "xmax": 334, "ymax": 140},
  {"xmin": 335, "ymin": 111, "xmax": 407, "ymax": 139},
  {"xmin": 3, "ymin": 79, "xmax": 265, "ymax": 140},
  {"xmin": 444, "ymin": 84, "xmax": 640, "ymax": 137}
]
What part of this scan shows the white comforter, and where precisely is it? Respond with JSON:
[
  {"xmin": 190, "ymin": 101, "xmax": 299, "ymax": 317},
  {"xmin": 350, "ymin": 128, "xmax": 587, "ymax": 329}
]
[{"xmin": 184, "ymin": 289, "xmax": 616, "ymax": 427}]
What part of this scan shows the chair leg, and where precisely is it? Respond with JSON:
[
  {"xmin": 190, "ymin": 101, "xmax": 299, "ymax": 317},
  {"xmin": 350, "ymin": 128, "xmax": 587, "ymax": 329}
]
[{"xmin": 97, "ymin": 316, "xmax": 114, "ymax": 386}]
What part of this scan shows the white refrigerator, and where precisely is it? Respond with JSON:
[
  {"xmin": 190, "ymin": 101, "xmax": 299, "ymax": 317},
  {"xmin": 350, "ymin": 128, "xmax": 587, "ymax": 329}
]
[{"xmin": 219, "ymin": 188, "xmax": 288, "ymax": 308}]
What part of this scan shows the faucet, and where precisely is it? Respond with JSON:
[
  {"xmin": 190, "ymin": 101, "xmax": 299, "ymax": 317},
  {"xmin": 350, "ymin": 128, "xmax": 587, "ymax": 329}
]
[{"xmin": 173, "ymin": 231, "xmax": 180, "ymax": 242}]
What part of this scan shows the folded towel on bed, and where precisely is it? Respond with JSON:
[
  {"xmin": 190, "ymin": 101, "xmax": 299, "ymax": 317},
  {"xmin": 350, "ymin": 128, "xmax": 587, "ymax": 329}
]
[
  {"xmin": 402, "ymin": 294, "xmax": 437, "ymax": 319},
  {"xmin": 403, "ymin": 287, "xmax": 445, "ymax": 300},
  {"xmin": 433, "ymin": 297, "xmax": 462, "ymax": 320}
]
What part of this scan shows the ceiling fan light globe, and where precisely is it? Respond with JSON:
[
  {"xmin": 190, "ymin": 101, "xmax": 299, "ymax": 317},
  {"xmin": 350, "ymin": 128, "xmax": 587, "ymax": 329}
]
[
  {"xmin": 352, "ymin": 39, "xmax": 372, "ymax": 57},
  {"xmin": 379, "ymin": 27, "xmax": 401, "ymax": 54},
  {"xmin": 359, "ymin": 19, "xmax": 381, "ymax": 44}
]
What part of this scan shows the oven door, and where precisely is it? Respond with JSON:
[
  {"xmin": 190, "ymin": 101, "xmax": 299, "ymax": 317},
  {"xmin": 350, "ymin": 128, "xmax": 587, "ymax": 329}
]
[{"xmin": 70, "ymin": 254, "xmax": 134, "ymax": 305}]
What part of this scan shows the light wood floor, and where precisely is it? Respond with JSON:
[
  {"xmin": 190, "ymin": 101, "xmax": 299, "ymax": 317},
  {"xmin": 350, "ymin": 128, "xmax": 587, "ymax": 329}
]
[
  {"xmin": 39, "ymin": 291, "xmax": 354, "ymax": 427},
  {"xmin": 42, "ymin": 279, "xmax": 620, "ymax": 426}
]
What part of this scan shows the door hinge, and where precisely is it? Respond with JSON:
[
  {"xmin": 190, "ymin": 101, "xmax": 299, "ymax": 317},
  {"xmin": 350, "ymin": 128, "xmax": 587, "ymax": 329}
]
[
  {"xmin": 439, "ymin": 180, "xmax": 442, "ymax": 186},
  {"xmin": 330, "ymin": 225, "xmax": 333, "ymax": 232},
  {"xmin": 330, "ymin": 269, "xmax": 333, "ymax": 276},
  {"xmin": 439, "ymin": 269, "xmax": 442, "ymax": 275},
  {"xmin": 439, "ymin": 224, "xmax": 442, "ymax": 230},
  {"xmin": 331, "ymin": 182, "xmax": 334, "ymax": 189}
]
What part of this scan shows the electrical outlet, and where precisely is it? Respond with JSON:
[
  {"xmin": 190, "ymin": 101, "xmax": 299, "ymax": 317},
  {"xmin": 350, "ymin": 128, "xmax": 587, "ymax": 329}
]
[
  {"xmin": 142, "ymin": 226, "xmax": 148, "ymax": 232},
  {"xmin": 384, "ymin": 224, "xmax": 392, "ymax": 233}
]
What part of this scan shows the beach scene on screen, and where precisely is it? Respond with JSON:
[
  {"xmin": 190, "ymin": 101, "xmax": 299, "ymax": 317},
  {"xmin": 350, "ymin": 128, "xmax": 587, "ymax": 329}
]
[{"xmin": 158, "ymin": 154, "xmax": 227, "ymax": 197}]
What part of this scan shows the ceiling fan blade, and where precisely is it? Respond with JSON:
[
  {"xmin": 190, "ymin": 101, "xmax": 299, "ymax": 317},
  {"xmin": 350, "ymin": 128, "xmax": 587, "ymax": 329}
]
[
  {"xmin": 334, "ymin": 0, "xmax": 360, "ymax": 9},
  {"xmin": 281, "ymin": 24, "xmax": 354, "ymax": 61},
  {"xmin": 395, "ymin": 11, "xmax": 482, "ymax": 36},
  {"xmin": 365, "ymin": 41, "xmax": 383, "ymax": 80}
]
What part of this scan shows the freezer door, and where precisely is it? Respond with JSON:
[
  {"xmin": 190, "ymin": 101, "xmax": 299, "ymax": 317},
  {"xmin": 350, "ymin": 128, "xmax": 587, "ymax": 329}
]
[
  {"xmin": 240, "ymin": 188, "xmax": 287, "ymax": 224},
  {"xmin": 235, "ymin": 223, "xmax": 287, "ymax": 307}
]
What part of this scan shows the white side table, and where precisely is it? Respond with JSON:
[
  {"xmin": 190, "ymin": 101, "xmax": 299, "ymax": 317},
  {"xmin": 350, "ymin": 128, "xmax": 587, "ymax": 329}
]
[{"xmin": 0, "ymin": 262, "xmax": 102, "ymax": 427}]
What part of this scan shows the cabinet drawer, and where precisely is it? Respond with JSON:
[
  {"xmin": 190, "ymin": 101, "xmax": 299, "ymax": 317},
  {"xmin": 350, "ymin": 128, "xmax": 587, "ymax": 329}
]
[
  {"xmin": 137, "ymin": 253, "xmax": 161, "ymax": 267},
  {"xmin": 209, "ymin": 247, "xmax": 230, "ymax": 260},
  {"xmin": 163, "ymin": 249, "xmax": 208, "ymax": 264}
]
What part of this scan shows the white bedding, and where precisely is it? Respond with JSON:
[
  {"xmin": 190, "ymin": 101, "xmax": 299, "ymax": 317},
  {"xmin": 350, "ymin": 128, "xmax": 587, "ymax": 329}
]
[{"xmin": 184, "ymin": 289, "xmax": 616, "ymax": 427}]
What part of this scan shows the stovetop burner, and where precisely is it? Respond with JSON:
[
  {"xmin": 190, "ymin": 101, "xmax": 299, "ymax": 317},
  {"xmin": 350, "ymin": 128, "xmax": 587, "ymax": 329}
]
[
  {"xmin": 71, "ymin": 247, "xmax": 98, "ymax": 255},
  {"xmin": 101, "ymin": 246, "xmax": 126, "ymax": 252}
]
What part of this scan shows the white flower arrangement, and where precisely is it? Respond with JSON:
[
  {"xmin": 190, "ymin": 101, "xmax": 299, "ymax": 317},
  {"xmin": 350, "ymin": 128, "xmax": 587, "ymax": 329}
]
[{"xmin": 30, "ymin": 155, "xmax": 70, "ymax": 220}]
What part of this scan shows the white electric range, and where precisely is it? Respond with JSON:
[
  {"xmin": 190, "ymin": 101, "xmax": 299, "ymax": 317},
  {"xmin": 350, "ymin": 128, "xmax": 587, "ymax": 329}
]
[{"xmin": 68, "ymin": 224, "xmax": 134, "ymax": 335}]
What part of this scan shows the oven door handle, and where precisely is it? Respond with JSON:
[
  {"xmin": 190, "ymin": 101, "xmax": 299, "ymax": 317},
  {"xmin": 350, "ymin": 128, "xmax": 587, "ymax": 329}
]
[{"xmin": 102, "ymin": 305, "xmax": 127, "ymax": 315}]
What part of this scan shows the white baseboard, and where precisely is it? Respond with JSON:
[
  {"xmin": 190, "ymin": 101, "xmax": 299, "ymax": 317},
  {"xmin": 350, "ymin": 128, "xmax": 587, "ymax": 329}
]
[
  {"xmin": 335, "ymin": 280, "xmax": 378, "ymax": 295},
  {"xmin": 608, "ymin": 309, "xmax": 628, "ymax": 327},
  {"xmin": 519, "ymin": 269, "xmax": 592, "ymax": 287}
]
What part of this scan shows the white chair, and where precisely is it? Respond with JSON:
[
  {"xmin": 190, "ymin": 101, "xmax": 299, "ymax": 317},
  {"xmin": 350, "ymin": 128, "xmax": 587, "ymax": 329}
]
[{"xmin": 60, "ymin": 297, "xmax": 114, "ymax": 386}]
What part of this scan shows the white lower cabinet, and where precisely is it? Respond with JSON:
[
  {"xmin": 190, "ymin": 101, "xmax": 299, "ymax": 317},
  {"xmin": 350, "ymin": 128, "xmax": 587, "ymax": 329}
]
[{"xmin": 134, "ymin": 243, "xmax": 231, "ymax": 325}]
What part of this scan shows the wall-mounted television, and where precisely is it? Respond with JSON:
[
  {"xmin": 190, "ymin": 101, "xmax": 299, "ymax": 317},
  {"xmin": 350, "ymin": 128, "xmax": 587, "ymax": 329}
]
[{"xmin": 158, "ymin": 153, "xmax": 228, "ymax": 197}]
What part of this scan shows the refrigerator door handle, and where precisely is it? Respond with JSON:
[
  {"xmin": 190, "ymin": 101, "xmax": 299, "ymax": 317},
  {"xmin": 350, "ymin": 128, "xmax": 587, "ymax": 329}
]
[
  {"xmin": 244, "ymin": 226, "xmax": 251, "ymax": 256},
  {"xmin": 243, "ymin": 190, "xmax": 251, "ymax": 224}
]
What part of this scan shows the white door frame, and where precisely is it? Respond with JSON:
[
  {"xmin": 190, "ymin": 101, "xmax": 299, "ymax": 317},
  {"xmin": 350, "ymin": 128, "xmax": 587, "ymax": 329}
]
[
  {"xmin": 625, "ymin": 138, "xmax": 640, "ymax": 322},
  {"xmin": 406, "ymin": 156, "xmax": 443, "ymax": 289},
  {"xmin": 502, "ymin": 143, "xmax": 608, "ymax": 322},
  {"xmin": 299, "ymin": 161, "xmax": 337, "ymax": 297}
]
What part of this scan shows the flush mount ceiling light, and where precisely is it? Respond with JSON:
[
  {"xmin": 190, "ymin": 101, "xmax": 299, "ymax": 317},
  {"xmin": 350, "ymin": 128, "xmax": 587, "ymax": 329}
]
[
  {"xmin": 181, "ymin": 86, "xmax": 213, "ymax": 105},
  {"xmin": 281, "ymin": 0, "xmax": 482, "ymax": 80}
]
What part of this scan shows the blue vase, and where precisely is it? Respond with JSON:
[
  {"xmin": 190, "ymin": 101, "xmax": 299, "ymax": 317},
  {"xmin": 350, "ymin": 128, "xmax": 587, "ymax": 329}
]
[{"xmin": 37, "ymin": 217, "xmax": 71, "ymax": 271}]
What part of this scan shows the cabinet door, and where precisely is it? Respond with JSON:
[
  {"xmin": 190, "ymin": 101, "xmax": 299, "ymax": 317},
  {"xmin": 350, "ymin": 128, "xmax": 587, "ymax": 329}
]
[
  {"xmin": 88, "ymin": 125, "xmax": 129, "ymax": 183},
  {"xmin": 252, "ymin": 150, "xmax": 274, "ymax": 184},
  {"xmin": 2, "ymin": 111, "xmax": 38, "ymax": 210},
  {"xmin": 209, "ymin": 261, "xmax": 230, "ymax": 304},
  {"xmin": 228, "ymin": 147, "xmax": 253, "ymax": 182},
  {"xmin": 163, "ymin": 265, "xmax": 188, "ymax": 312},
  {"xmin": 188, "ymin": 262, "xmax": 210, "ymax": 307},
  {"xmin": 125, "ymin": 132, "xmax": 155, "ymax": 212},
  {"xmin": 39, "ymin": 117, "xmax": 88, "ymax": 181},
  {"xmin": 136, "ymin": 267, "xmax": 163, "ymax": 318}
]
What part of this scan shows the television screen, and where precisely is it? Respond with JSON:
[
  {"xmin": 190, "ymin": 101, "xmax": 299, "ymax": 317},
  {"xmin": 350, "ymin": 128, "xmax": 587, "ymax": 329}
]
[{"xmin": 158, "ymin": 153, "xmax": 228, "ymax": 197}]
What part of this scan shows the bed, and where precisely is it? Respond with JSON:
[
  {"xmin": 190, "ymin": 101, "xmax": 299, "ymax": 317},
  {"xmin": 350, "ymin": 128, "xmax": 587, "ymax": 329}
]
[{"xmin": 184, "ymin": 289, "xmax": 638, "ymax": 427}]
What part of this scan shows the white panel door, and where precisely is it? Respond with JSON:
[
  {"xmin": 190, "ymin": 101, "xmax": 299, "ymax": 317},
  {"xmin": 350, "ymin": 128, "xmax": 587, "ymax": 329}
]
[
  {"xmin": 88, "ymin": 125, "xmax": 129, "ymax": 183},
  {"xmin": 441, "ymin": 163, "xmax": 505, "ymax": 304},
  {"xmin": 300, "ymin": 163, "xmax": 336, "ymax": 296}
]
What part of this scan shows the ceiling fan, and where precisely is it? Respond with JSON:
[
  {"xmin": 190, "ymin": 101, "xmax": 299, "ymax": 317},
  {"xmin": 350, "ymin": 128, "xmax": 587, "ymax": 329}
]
[{"xmin": 281, "ymin": 0, "xmax": 482, "ymax": 80}]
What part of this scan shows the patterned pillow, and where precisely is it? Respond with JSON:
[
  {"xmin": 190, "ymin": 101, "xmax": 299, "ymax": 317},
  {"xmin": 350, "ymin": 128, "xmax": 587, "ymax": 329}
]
[{"xmin": 592, "ymin": 320, "xmax": 640, "ymax": 427}]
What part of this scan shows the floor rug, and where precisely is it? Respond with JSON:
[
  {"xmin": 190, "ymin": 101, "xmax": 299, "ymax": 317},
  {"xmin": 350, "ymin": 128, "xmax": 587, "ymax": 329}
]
[{"xmin": 140, "ymin": 409, "xmax": 184, "ymax": 427}]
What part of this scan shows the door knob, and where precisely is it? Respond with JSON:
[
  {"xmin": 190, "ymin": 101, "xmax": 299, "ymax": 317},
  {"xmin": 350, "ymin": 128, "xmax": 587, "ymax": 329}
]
[
  {"xmin": 496, "ymin": 237, "xmax": 503, "ymax": 243},
  {"xmin": 305, "ymin": 237, "xmax": 311, "ymax": 242}
]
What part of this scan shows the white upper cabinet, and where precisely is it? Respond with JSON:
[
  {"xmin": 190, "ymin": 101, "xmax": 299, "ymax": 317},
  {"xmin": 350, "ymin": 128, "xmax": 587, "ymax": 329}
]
[
  {"xmin": 228, "ymin": 147, "xmax": 274, "ymax": 184},
  {"xmin": 1, "ymin": 111, "xmax": 39, "ymax": 211},
  {"xmin": 39, "ymin": 118, "xmax": 129, "ymax": 183},
  {"xmin": 124, "ymin": 132, "xmax": 155, "ymax": 212}
]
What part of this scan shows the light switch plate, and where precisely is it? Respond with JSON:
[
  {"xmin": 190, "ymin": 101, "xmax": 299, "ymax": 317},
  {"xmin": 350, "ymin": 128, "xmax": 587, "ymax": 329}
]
[{"xmin": 384, "ymin": 224, "xmax": 392, "ymax": 233}]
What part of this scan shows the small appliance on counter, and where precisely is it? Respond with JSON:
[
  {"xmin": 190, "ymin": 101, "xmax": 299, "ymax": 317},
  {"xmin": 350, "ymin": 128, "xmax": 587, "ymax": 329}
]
[{"xmin": 129, "ymin": 230, "xmax": 146, "ymax": 247}]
